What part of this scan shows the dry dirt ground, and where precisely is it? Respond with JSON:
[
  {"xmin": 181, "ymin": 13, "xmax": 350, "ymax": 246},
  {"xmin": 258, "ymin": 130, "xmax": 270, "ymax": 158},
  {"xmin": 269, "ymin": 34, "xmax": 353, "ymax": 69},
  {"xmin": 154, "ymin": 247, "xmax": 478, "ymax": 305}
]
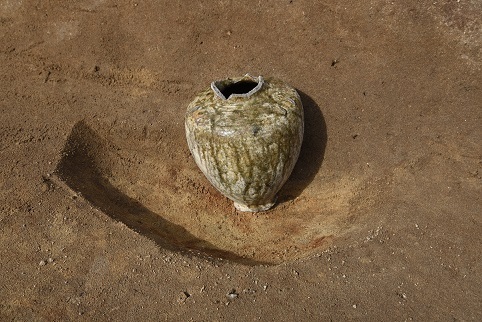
[{"xmin": 1, "ymin": 0, "xmax": 481, "ymax": 320}]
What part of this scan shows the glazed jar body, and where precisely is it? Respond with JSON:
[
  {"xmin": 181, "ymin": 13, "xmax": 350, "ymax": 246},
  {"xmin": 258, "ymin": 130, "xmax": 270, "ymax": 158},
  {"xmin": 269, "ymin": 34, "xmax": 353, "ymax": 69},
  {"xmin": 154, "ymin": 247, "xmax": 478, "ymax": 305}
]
[{"xmin": 185, "ymin": 75, "xmax": 304, "ymax": 212}]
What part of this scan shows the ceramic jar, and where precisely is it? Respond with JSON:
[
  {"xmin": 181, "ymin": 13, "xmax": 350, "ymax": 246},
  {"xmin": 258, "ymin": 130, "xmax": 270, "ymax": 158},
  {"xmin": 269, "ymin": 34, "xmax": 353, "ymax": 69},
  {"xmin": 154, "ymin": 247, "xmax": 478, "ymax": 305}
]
[{"xmin": 185, "ymin": 74, "xmax": 304, "ymax": 212}]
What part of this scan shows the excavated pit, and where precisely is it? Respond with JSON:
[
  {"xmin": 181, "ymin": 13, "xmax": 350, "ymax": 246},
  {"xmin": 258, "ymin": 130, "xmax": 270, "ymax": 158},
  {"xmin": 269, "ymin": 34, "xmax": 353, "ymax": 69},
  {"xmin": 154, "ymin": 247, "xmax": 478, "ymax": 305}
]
[{"xmin": 54, "ymin": 94, "xmax": 373, "ymax": 265}]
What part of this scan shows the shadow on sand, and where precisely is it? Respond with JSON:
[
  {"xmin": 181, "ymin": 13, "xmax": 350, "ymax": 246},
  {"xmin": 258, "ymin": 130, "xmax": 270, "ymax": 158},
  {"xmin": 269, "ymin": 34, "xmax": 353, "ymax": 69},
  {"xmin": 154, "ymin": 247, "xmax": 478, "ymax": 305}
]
[
  {"xmin": 54, "ymin": 121, "xmax": 270, "ymax": 266},
  {"xmin": 278, "ymin": 90, "xmax": 327, "ymax": 203}
]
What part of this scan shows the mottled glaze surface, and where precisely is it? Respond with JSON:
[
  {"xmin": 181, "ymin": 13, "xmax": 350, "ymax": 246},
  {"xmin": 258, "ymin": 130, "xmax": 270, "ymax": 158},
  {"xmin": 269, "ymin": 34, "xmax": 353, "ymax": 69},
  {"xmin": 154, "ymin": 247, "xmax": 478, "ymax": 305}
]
[{"xmin": 185, "ymin": 74, "xmax": 304, "ymax": 212}]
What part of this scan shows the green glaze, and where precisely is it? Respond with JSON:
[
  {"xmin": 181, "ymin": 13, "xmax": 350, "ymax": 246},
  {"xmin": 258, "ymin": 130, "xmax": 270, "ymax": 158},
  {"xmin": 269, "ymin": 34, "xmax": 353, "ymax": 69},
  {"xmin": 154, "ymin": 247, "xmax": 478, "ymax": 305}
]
[{"xmin": 185, "ymin": 74, "xmax": 304, "ymax": 212}]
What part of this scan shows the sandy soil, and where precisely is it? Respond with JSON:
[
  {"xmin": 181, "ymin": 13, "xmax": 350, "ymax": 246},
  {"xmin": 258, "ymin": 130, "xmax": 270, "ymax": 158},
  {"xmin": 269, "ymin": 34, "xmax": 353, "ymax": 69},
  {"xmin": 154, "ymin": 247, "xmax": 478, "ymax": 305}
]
[{"xmin": 1, "ymin": 0, "xmax": 481, "ymax": 320}]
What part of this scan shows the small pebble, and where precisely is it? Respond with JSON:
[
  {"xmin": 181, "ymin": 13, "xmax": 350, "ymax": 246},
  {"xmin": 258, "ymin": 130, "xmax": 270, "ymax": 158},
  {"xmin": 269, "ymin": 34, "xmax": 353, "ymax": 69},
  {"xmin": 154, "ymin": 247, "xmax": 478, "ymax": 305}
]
[
  {"xmin": 227, "ymin": 289, "xmax": 238, "ymax": 300},
  {"xmin": 39, "ymin": 260, "xmax": 46, "ymax": 266},
  {"xmin": 40, "ymin": 183, "xmax": 49, "ymax": 192},
  {"xmin": 177, "ymin": 291, "xmax": 190, "ymax": 303}
]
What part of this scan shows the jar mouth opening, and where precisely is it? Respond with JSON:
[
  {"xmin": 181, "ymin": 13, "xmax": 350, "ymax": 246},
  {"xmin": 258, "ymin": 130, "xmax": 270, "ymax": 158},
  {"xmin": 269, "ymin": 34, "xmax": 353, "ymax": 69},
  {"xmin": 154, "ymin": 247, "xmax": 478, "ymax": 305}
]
[{"xmin": 211, "ymin": 75, "xmax": 264, "ymax": 100}]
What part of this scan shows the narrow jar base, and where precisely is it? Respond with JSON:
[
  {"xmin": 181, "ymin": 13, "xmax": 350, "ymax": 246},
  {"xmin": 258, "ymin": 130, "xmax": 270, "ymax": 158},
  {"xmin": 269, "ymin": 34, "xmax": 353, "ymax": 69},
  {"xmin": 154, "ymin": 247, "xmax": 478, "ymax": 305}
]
[{"xmin": 234, "ymin": 201, "xmax": 275, "ymax": 212}]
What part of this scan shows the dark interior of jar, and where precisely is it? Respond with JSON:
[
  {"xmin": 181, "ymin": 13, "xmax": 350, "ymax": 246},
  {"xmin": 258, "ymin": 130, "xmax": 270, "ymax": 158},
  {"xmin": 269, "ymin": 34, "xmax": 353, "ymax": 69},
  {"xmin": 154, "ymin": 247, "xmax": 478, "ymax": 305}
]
[{"xmin": 215, "ymin": 80, "xmax": 258, "ymax": 98}]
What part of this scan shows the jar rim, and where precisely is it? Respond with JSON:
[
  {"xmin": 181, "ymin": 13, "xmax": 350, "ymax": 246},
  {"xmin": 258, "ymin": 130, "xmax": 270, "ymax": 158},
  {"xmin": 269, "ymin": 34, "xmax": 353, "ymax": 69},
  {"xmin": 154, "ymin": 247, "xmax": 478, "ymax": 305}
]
[{"xmin": 211, "ymin": 74, "xmax": 264, "ymax": 100}]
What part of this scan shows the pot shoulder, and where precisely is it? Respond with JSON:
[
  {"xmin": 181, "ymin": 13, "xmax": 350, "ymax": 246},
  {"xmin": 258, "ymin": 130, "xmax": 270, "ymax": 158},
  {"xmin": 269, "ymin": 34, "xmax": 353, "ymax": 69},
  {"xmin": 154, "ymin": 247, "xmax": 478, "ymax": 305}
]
[{"xmin": 185, "ymin": 77, "xmax": 303, "ymax": 139}]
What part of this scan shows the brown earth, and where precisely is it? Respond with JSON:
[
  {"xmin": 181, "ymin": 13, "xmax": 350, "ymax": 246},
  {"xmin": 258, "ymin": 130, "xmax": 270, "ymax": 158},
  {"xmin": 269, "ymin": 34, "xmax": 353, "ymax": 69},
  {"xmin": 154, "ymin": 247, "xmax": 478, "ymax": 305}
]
[{"xmin": 1, "ymin": 0, "xmax": 481, "ymax": 320}]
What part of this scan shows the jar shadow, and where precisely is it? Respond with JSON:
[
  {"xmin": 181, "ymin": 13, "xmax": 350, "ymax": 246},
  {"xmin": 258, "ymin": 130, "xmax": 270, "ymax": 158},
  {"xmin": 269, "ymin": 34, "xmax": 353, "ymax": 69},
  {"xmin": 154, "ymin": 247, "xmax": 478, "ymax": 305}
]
[
  {"xmin": 277, "ymin": 90, "xmax": 327, "ymax": 203},
  {"xmin": 54, "ymin": 121, "xmax": 270, "ymax": 266}
]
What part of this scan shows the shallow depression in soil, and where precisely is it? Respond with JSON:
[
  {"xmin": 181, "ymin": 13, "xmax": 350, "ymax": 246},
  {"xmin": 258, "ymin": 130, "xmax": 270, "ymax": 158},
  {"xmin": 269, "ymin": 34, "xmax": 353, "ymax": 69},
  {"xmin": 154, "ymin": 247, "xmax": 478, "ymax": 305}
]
[{"xmin": 54, "ymin": 118, "xmax": 373, "ymax": 265}]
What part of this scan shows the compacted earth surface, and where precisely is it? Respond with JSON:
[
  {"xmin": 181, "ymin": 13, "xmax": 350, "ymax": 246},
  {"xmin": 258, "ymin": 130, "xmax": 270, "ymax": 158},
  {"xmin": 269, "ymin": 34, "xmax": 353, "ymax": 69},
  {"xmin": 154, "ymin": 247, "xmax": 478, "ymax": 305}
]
[{"xmin": 1, "ymin": 0, "xmax": 481, "ymax": 320}]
